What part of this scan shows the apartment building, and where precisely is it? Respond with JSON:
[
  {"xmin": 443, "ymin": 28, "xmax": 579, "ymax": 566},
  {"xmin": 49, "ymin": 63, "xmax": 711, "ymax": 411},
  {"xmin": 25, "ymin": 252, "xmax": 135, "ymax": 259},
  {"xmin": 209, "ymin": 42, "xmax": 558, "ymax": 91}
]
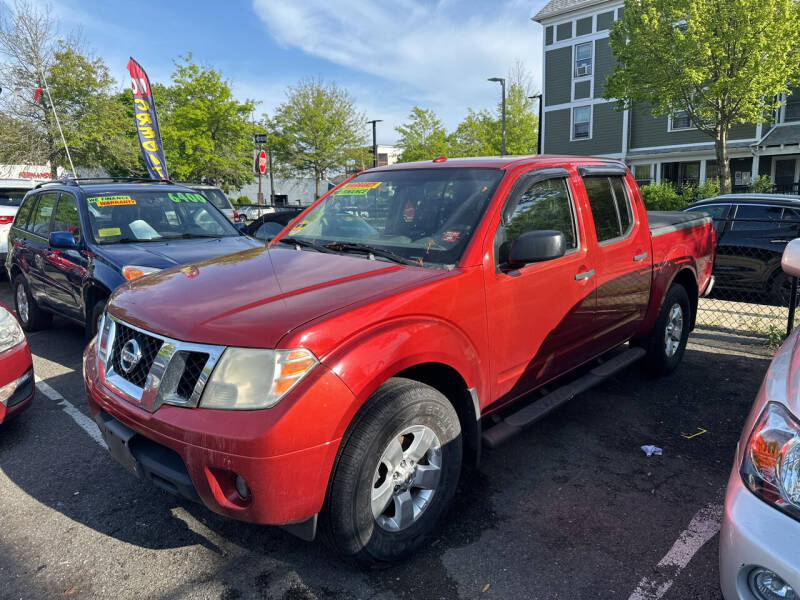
[{"xmin": 533, "ymin": 0, "xmax": 800, "ymax": 193}]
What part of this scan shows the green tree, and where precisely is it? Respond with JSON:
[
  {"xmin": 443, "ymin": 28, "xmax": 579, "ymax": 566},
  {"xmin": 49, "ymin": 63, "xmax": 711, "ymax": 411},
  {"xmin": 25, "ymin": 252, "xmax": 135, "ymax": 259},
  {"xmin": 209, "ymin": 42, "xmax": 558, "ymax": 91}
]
[
  {"xmin": 270, "ymin": 77, "xmax": 367, "ymax": 197},
  {"xmin": 395, "ymin": 106, "xmax": 449, "ymax": 162},
  {"xmin": 503, "ymin": 82, "xmax": 539, "ymax": 155},
  {"xmin": 0, "ymin": 1, "xmax": 135, "ymax": 174},
  {"xmin": 160, "ymin": 55, "xmax": 256, "ymax": 188},
  {"xmin": 605, "ymin": 0, "xmax": 800, "ymax": 193},
  {"xmin": 449, "ymin": 109, "xmax": 494, "ymax": 157}
]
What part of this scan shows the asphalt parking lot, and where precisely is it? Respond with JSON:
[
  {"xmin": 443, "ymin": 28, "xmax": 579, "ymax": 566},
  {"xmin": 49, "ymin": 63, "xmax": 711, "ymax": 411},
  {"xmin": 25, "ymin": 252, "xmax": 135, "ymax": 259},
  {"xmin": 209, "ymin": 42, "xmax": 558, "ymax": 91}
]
[{"xmin": 0, "ymin": 278, "xmax": 774, "ymax": 600}]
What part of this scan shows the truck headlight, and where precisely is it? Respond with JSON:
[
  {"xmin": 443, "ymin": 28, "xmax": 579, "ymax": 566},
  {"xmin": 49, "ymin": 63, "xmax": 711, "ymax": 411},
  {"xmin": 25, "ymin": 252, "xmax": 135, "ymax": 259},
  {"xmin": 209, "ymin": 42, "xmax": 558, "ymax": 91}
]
[
  {"xmin": 741, "ymin": 402, "xmax": 800, "ymax": 518},
  {"xmin": 122, "ymin": 265, "xmax": 161, "ymax": 281},
  {"xmin": 199, "ymin": 347, "xmax": 318, "ymax": 410},
  {"xmin": 0, "ymin": 305, "xmax": 25, "ymax": 353}
]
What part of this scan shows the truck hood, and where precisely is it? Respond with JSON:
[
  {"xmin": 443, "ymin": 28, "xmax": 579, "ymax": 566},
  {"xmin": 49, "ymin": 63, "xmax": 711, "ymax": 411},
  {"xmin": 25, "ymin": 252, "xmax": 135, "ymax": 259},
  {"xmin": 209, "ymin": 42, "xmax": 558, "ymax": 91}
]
[
  {"xmin": 108, "ymin": 246, "xmax": 442, "ymax": 348},
  {"xmin": 96, "ymin": 235, "xmax": 261, "ymax": 270}
]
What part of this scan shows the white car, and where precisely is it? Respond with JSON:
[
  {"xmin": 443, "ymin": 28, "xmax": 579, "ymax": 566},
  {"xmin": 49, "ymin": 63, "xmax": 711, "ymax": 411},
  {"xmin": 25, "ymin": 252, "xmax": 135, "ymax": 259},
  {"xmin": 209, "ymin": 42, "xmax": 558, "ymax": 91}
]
[
  {"xmin": 185, "ymin": 184, "xmax": 238, "ymax": 223},
  {"xmin": 240, "ymin": 204, "xmax": 276, "ymax": 222},
  {"xmin": 720, "ymin": 237, "xmax": 800, "ymax": 600},
  {"xmin": 0, "ymin": 180, "xmax": 34, "ymax": 271}
]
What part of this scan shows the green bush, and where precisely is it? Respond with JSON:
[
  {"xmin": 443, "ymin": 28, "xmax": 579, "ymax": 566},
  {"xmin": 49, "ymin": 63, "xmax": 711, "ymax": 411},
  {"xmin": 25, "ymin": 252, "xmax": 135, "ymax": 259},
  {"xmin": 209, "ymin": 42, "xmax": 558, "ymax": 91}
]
[
  {"xmin": 695, "ymin": 178, "xmax": 720, "ymax": 200},
  {"xmin": 235, "ymin": 195, "xmax": 250, "ymax": 205},
  {"xmin": 640, "ymin": 182, "xmax": 684, "ymax": 211},
  {"xmin": 748, "ymin": 174, "xmax": 775, "ymax": 193}
]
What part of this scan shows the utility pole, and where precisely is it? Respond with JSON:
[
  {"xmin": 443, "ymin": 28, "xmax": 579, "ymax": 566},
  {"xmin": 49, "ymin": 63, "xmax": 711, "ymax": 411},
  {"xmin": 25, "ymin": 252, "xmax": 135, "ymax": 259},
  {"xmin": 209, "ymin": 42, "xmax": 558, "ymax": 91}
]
[
  {"xmin": 367, "ymin": 119, "xmax": 382, "ymax": 168},
  {"xmin": 529, "ymin": 92, "xmax": 543, "ymax": 155},
  {"xmin": 269, "ymin": 149, "xmax": 275, "ymax": 204},
  {"xmin": 488, "ymin": 77, "xmax": 506, "ymax": 156}
]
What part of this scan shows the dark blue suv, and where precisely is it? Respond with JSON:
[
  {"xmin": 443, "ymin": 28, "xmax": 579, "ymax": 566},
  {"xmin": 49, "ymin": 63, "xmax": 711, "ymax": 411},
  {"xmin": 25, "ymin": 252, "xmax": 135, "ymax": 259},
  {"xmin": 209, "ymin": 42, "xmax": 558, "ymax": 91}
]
[{"xmin": 4, "ymin": 178, "xmax": 260, "ymax": 339}]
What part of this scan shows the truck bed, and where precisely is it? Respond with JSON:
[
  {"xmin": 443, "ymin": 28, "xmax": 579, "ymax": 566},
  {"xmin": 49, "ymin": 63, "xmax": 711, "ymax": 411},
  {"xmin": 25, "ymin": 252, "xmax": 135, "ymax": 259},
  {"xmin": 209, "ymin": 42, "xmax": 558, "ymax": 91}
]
[{"xmin": 648, "ymin": 210, "xmax": 712, "ymax": 237}]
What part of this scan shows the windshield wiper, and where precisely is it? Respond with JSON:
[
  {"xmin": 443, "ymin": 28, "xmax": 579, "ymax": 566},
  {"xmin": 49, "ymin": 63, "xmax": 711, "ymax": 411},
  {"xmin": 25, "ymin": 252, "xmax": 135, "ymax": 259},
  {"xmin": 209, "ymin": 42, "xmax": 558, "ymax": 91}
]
[
  {"xmin": 113, "ymin": 236, "xmax": 166, "ymax": 243},
  {"xmin": 323, "ymin": 242, "xmax": 421, "ymax": 266},
  {"xmin": 276, "ymin": 236, "xmax": 334, "ymax": 253}
]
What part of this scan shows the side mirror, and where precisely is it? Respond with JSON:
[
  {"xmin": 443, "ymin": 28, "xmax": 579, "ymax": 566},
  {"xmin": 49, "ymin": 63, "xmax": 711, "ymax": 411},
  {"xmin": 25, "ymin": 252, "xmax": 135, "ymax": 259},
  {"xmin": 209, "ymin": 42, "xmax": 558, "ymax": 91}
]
[
  {"xmin": 508, "ymin": 230, "xmax": 566, "ymax": 265},
  {"xmin": 782, "ymin": 238, "xmax": 800, "ymax": 277},
  {"xmin": 49, "ymin": 231, "xmax": 78, "ymax": 250}
]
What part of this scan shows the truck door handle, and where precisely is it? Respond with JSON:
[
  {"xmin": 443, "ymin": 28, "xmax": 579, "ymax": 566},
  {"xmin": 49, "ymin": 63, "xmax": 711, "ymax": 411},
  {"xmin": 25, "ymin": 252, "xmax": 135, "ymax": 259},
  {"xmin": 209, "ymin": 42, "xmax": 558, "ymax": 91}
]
[
  {"xmin": 633, "ymin": 252, "xmax": 648, "ymax": 262},
  {"xmin": 574, "ymin": 269, "xmax": 594, "ymax": 281}
]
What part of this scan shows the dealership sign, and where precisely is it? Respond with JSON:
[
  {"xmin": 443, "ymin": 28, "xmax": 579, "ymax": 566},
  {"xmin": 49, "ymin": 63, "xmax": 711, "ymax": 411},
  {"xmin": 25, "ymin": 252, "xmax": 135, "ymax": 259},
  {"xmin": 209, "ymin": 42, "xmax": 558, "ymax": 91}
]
[{"xmin": 126, "ymin": 57, "xmax": 169, "ymax": 180}]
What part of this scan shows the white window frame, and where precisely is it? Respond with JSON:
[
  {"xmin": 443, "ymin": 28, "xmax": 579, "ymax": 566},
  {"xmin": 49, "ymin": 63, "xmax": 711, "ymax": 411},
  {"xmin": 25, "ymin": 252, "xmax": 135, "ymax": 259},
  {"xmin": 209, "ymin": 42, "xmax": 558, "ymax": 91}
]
[
  {"xmin": 573, "ymin": 42, "xmax": 593, "ymax": 78},
  {"xmin": 571, "ymin": 105, "xmax": 593, "ymax": 141},
  {"xmin": 668, "ymin": 109, "xmax": 695, "ymax": 131}
]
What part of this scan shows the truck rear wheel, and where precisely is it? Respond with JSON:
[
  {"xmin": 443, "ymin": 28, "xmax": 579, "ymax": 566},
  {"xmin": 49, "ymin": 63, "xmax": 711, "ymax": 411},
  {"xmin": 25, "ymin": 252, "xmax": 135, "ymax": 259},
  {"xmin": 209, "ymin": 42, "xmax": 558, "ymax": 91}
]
[
  {"xmin": 320, "ymin": 378, "xmax": 462, "ymax": 565},
  {"xmin": 643, "ymin": 284, "xmax": 690, "ymax": 375},
  {"xmin": 13, "ymin": 274, "xmax": 52, "ymax": 332}
]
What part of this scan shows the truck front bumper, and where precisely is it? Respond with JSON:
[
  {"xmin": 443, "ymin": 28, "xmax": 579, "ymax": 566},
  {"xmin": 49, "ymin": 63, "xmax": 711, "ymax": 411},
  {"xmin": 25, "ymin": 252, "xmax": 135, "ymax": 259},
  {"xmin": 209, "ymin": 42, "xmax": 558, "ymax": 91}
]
[{"xmin": 83, "ymin": 340, "xmax": 353, "ymax": 530}]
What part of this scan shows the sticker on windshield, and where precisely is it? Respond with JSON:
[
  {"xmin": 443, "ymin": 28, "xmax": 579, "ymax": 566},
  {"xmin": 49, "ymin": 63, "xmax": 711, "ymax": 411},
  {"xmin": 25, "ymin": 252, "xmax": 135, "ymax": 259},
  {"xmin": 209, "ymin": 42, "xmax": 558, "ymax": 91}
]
[
  {"xmin": 168, "ymin": 192, "xmax": 206, "ymax": 203},
  {"xmin": 98, "ymin": 227, "xmax": 122, "ymax": 237},
  {"xmin": 403, "ymin": 200, "xmax": 415, "ymax": 222},
  {"xmin": 441, "ymin": 230, "xmax": 460, "ymax": 243},
  {"xmin": 88, "ymin": 195, "xmax": 136, "ymax": 207},
  {"xmin": 289, "ymin": 220, "xmax": 309, "ymax": 234},
  {"xmin": 334, "ymin": 181, "xmax": 382, "ymax": 196}
]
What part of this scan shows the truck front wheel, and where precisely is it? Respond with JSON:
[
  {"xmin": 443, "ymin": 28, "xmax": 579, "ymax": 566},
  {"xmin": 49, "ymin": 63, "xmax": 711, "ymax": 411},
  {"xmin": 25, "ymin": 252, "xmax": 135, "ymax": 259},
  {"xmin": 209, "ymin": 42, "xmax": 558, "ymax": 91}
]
[
  {"xmin": 320, "ymin": 378, "xmax": 462, "ymax": 564},
  {"xmin": 643, "ymin": 284, "xmax": 690, "ymax": 375}
]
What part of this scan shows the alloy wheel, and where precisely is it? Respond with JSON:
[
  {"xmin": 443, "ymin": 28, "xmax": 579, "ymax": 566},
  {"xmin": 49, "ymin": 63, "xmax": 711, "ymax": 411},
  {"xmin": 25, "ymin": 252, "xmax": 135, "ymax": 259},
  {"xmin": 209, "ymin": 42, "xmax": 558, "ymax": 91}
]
[{"xmin": 664, "ymin": 302, "xmax": 683, "ymax": 357}]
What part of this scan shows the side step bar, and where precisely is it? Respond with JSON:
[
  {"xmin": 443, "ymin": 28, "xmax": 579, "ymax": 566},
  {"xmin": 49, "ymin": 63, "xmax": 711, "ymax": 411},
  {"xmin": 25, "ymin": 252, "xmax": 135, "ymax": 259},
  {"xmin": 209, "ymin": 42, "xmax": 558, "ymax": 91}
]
[{"xmin": 481, "ymin": 347, "xmax": 646, "ymax": 449}]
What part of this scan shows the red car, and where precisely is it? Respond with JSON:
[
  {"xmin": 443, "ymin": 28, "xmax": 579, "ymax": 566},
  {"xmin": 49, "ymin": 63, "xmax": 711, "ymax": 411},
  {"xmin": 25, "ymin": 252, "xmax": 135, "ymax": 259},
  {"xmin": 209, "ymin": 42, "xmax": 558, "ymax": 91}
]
[
  {"xmin": 83, "ymin": 156, "xmax": 714, "ymax": 564},
  {"xmin": 0, "ymin": 301, "xmax": 33, "ymax": 423}
]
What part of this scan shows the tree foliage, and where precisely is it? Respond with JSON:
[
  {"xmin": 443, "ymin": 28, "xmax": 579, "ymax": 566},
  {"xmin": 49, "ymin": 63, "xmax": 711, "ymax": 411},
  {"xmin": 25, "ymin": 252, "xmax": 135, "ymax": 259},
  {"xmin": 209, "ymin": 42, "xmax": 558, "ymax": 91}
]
[
  {"xmin": 270, "ymin": 77, "xmax": 367, "ymax": 197},
  {"xmin": 160, "ymin": 55, "xmax": 256, "ymax": 188},
  {"xmin": 605, "ymin": 0, "xmax": 800, "ymax": 193},
  {"xmin": 395, "ymin": 106, "xmax": 450, "ymax": 162}
]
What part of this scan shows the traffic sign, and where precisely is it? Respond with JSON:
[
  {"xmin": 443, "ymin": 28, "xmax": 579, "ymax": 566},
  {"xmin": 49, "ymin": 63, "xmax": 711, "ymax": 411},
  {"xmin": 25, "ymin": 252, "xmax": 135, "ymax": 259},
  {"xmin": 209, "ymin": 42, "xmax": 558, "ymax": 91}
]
[
  {"xmin": 257, "ymin": 150, "xmax": 267, "ymax": 174},
  {"xmin": 254, "ymin": 133, "xmax": 267, "ymax": 145}
]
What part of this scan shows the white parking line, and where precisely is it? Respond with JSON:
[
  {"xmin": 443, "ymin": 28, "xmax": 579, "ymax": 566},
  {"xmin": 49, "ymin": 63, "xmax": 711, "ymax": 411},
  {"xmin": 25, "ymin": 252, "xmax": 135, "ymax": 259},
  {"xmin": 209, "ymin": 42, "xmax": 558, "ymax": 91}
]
[
  {"xmin": 35, "ymin": 377, "xmax": 107, "ymax": 449},
  {"xmin": 628, "ymin": 502, "xmax": 723, "ymax": 600}
]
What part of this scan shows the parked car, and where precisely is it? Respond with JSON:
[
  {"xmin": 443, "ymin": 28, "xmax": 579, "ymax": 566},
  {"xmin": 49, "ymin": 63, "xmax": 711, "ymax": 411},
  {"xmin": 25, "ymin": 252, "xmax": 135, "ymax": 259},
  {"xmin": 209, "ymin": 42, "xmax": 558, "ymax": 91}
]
[
  {"xmin": 182, "ymin": 183, "xmax": 238, "ymax": 223},
  {"xmin": 0, "ymin": 180, "xmax": 36, "ymax": 274},
  {"xmin": 238, "ymin": 204, "xmax": 276, "ymax": 222},
  {"xmin": 242, "ymin": 209, "xmax": 304, "ymax": 241},
  {"xmin": 719, "ymin": 237, "xmax": 800, "ymax": 600},
  {"xmin": 0, "ymin": 301, "xmax": 33, "ymax": 424},
  {"xmin": 682, "ymin": 194, "xmax": 800, "ymax": 303},
  {"xmin": 5, "ymin": 178, "xmax": 261, "ymax": 340},
  {"xmin": 83, "ymin": 156, "xmax": 714, "ymax": 564}
]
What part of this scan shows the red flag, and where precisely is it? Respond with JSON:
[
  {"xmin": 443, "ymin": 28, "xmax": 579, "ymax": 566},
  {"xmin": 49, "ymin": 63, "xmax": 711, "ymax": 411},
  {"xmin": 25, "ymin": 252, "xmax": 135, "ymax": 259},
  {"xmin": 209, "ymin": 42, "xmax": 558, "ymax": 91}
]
[{"xmin": 33, "ymin": 87, "xmax": 41, "ymax": 103}]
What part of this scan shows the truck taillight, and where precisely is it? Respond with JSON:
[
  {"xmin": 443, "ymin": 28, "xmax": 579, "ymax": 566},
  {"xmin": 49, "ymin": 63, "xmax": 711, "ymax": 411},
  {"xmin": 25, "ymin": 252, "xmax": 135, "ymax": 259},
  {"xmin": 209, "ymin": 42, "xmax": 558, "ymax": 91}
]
[
  {"xmin": 0, "ymin": 216, "xmax": 13, "ymax": 225},
  {"xmin": 233, "ymin": 210, "xmax": 240, "ymax": 222}
]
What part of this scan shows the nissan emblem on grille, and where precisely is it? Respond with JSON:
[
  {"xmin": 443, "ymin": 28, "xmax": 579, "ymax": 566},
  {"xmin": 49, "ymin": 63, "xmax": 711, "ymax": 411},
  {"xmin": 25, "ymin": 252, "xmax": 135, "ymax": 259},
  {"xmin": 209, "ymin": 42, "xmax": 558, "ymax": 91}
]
[{"xmin": 120, "ymin": 339, "xmax": 142, "ymax": 374}]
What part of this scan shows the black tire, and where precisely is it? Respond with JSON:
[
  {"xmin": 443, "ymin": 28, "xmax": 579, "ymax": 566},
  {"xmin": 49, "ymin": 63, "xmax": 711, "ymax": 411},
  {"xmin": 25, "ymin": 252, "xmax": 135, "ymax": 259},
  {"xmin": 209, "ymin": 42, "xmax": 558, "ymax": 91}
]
[
  {"xmin": 771, "ymin": 271, "xmax": 793, "ymax": 307},
  {"xmin": 12, "ymin": 275, "xmax": 52, "ymax": 332},
  {"xmin": 85, "ymin": 298, "xmax": 107, "ymax": 341},
  {"xmin": 320, "ymin": 377, "xmax": 462, "ymax": 565},
  {"xmin": 643, "ymin": 284, "xmax": 690, "ymax": 375}
]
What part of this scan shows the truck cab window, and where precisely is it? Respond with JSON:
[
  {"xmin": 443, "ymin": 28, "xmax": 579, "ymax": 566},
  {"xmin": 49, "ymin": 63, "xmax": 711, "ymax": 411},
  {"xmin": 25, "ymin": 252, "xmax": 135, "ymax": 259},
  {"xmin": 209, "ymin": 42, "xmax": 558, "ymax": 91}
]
[
  {"xmin": 583, "ymin": 176, "xmax": 631, "ymax": 243},
  {"xmin": 497, "ymin": 178, "xmax": 577, "ymax": 264}
]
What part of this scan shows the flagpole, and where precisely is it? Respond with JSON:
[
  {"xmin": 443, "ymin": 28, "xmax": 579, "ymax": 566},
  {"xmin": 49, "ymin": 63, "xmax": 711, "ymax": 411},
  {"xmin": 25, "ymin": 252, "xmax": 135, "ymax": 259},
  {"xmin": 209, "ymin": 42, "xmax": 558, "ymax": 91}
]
[{"xmin": 39, "ymin": 69, "xmax": 76, "ymax": 177}]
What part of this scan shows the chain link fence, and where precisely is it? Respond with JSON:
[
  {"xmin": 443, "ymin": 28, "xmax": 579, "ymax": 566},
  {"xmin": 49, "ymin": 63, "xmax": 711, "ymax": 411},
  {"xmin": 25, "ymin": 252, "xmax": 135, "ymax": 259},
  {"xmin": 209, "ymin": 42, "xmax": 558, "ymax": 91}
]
[{"xmin": 693, "ymin": 215, "xmax": 799, "ymax": 345}]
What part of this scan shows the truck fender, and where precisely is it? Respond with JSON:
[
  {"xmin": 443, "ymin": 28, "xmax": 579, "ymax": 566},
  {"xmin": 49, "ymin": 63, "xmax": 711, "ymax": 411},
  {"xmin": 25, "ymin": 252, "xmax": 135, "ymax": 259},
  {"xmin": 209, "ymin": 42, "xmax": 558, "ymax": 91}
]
[{"xmin": 636, "ymin": 262, "xmax": 699, "ymax": 339}]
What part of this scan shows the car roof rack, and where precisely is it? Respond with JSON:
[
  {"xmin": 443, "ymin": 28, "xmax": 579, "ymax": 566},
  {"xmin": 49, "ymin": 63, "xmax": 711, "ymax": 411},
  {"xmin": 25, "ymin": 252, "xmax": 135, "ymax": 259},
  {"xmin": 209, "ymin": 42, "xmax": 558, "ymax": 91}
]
[{"xmin": 33, "ymin": 177, "xmax": 177, "ymax": 190}]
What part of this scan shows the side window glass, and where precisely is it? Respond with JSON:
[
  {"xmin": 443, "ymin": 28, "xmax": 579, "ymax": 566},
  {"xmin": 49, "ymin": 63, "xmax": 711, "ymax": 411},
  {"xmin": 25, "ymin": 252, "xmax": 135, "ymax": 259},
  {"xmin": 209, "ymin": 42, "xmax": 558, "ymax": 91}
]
[
  {"xmin": 731, "ymin": 205, "xmax": 782, "ymax": 231},
  {"xmin": 498, "ymin": 178, "xmax": 577, "ymax": 264},
  {"xmin": 685, "ymin": 204, "xmax": 729, "ymax": 234},
  {"xmin": 583, "ymin": 176, "xmax": 621, "ymax": 242},
  {"xmin": 53, "ymin": 193, "xmax": 81, "ymax": 240},
  {"xmin": 610, "ymin": 177, "xmax": 632, "ymax": 235},
  {"xmin": 29, "ymin": 192, "xmax": 57, "ymax": 237},
  {"xmin": 14, "ymin": 195, "xmax": 36, "ymax": 230},
  {"xmin": 781, "ymin": 208, "xmax": 800, "ymax": 231}
]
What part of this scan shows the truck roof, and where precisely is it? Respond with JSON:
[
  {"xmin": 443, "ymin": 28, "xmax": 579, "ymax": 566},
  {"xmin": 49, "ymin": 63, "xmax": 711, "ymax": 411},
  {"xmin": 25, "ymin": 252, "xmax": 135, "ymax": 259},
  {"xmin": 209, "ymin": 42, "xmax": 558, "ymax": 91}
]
[{"xmin": 370, "ymin": 154, "xmax": 626, "ymax": 171}]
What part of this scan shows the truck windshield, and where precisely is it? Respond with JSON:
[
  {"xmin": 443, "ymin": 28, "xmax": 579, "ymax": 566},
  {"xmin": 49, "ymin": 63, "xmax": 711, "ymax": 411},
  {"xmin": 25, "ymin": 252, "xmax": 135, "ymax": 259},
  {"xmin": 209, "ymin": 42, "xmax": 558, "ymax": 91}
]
[
  {"xmin": 193, "ymin": 187, "xmax": 230, "ymax": 211},
  {"xmin": 280, "ymin": 168, "xmax": 503, "ymax": 267},
  {"xmin": 85, "ymin": 190, "xmax": 239, "ymax": 244}
]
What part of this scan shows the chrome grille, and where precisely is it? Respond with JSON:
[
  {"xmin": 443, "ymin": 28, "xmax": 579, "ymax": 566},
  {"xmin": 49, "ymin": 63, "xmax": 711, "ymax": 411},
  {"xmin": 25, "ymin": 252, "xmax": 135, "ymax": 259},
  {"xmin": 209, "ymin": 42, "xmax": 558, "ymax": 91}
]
[
  {"xmin": 103, "ymin": 316, "xmax": 225, "ymax": 413},
  {"xmin": 110, "ymin": 322, "xmax": 163, "ymax": 388}
]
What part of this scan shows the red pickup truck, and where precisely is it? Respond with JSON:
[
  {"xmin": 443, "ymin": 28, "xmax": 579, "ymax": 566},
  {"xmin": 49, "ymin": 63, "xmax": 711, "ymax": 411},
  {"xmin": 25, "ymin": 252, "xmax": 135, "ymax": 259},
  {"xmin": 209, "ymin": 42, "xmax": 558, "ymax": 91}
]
[{"xmin": 83, "ymin": 156, "xmax": 714, "ymax": 564}]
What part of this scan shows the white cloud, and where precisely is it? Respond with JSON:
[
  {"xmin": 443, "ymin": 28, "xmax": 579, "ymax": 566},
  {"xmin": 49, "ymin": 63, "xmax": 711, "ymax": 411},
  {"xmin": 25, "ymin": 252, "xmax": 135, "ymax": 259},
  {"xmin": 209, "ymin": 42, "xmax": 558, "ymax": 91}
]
[{"xmin": 251, "ymin": 0, "xmax": 544, "ymax": 136}]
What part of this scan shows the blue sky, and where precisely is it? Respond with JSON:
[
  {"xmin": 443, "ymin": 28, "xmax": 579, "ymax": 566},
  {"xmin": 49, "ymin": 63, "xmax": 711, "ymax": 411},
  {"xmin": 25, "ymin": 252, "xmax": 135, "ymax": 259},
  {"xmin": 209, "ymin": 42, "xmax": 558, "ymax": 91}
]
[{"xmin": 36, "ymin": 0, "xmax": 548, "ymax": 144}]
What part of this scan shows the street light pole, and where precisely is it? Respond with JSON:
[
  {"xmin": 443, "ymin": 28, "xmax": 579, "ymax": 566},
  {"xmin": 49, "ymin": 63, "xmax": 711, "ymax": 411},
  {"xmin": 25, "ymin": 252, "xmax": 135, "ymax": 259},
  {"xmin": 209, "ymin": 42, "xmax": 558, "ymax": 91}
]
[
  {"xmin": 529, "ymin": 92, "xmax": 542, "ymax": 155},
  {"xmin": 367, "ymin": 119, "xmax": 383, "ymax": 168},
  {"xmin": 488, "ymin": 77, "xmax": 506, "ymax": 156}
]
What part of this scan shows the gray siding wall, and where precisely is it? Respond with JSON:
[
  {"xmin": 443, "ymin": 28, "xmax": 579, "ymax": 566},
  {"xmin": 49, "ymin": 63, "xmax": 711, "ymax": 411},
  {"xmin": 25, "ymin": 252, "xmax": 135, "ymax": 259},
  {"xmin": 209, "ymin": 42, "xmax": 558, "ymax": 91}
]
[
  {"xmin": 576, "ymin": 17, "xmax": 592, "ymax": 36},
  {"xmin": 544, "ymin": 103, "xmax": 623, "ymax": 155},
  {"xmin": 593, "ymin": 37, "xmax": 614, "ymax": 99},
  {"xmin": 574, "ymin": 80, "xmax": 591, "ymax": 99},
  {"xmin": 545, "ymin": 47, "xmax": 572, "ymax": 107},
  {"xmin": 556, "ymin": 22, "xmax": 572, "ymax": 41},
  {"xmin": 630, "ymin": 108, "xmax": 757, "ymax": 148},
  {"xmin": 596, "ymin": 11, "xmax": 614, "ymax": 30}
]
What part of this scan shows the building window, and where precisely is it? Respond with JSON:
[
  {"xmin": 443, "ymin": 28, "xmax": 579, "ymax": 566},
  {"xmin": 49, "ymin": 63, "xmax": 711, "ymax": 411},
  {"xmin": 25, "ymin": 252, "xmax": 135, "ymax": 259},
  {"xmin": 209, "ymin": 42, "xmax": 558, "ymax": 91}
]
[
  {"xmin": 574, "ymin": 42, "xmax": 592, "ymax": 77},
  {"xmin": 633, "ymin": 164, "xmax": 652, "ymax": 185},
  {"xmin": 669, "ymin": 109, "xmax": 693, "ymax": 131},
  {"xmin": 572, "ymin": 106, "xmax": 592, "ymax": 140}
]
